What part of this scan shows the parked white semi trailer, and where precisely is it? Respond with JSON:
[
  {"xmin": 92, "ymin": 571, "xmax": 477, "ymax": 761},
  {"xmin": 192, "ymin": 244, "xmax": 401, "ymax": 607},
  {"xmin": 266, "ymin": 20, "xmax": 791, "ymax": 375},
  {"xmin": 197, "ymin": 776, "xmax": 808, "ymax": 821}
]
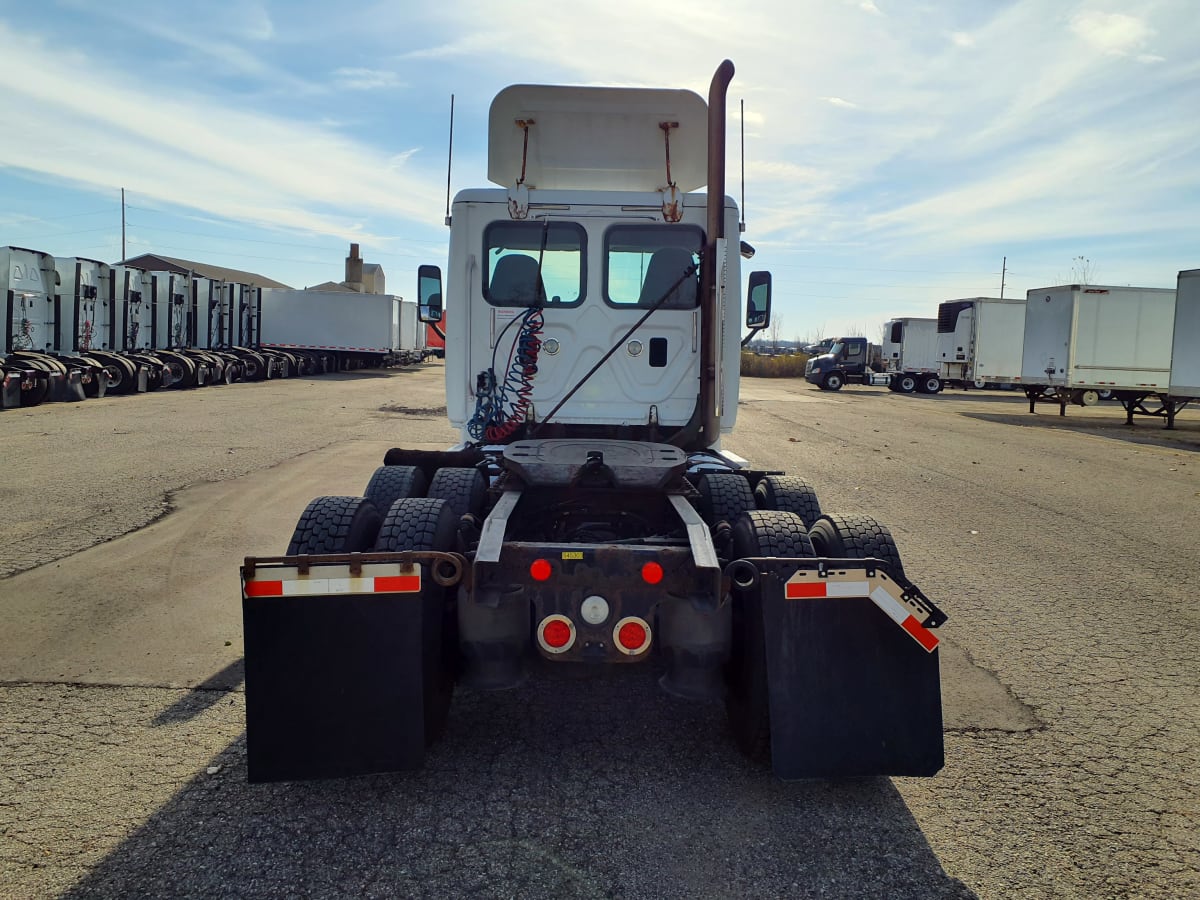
[
  {"xmin": 1164, "ymin": 269, "xmax": 1200, "ymax": 428},
  {"xmin": 240, "ymin": 62, "xmax": 947, "ymax": 784},
  {"xmin": 258, "ymin": 288, "xmax": 414, "ymax": 369},
  {"xmin": 1021, "ymin": 284, "xmax": 1176, "ymax": 418},
  {"xmin": 936, "ymin": 297, "xmax": 1026, "ymax": 389}
]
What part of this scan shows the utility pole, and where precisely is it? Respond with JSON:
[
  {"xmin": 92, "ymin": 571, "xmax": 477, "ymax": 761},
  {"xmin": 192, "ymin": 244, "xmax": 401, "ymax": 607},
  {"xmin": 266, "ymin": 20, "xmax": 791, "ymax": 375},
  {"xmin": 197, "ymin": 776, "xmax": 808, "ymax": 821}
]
[
  {"xmin": 1000, "ymin": 256, "xmax": 1006, "ymax": 299},
  {"xmin": 121, "ymin": 188, "xmax": 126, "ymax": 261}
]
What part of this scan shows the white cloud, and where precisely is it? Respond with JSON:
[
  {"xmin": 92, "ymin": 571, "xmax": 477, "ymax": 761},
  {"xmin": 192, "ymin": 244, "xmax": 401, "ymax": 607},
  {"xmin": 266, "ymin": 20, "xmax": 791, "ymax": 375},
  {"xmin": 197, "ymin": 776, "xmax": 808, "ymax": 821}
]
[
  {"xmin": 1070, "ymin": 11, "xmax": 1154, "ymax": 56},
  {"xmin": 0, "ymin": 23, "xmax": 443, "ymax": 246},
  {"xmin": 825, "ymin": 97, "xmax": 859, "ymax": 109},
  {"xmin": 334, "ymin": 67, "xmax": 403, "ymax": 90},
  {"xmin": 859, "ymin": 1, "xmax": 883, "ymax": 16},
  {"xmin": 949, "ymin": 31, "xmax": 975, "ymax": 48}
]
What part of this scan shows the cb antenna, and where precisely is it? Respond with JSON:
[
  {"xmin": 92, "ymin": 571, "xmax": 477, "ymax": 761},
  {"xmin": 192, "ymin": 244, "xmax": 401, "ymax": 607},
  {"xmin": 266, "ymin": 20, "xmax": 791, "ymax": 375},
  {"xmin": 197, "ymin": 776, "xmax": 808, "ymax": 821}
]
[{"xmin": 444, "ymin": 94, "xmax": 455, "ymax": 227}]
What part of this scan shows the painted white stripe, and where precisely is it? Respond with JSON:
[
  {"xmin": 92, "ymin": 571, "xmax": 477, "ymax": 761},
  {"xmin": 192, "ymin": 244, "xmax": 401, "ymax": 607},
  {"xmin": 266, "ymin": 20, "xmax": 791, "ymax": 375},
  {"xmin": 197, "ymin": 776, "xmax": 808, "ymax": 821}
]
[
  {"xmin": 281, "ymin": 577, "xmax": 375, "ymax": 596},
  {"xmin": 870, "ymin": 586, "xmax": 910, "ymax": 625},
  {"xmin": 825, "ymin": 580, "xmax": 871, "ymax": 598}
]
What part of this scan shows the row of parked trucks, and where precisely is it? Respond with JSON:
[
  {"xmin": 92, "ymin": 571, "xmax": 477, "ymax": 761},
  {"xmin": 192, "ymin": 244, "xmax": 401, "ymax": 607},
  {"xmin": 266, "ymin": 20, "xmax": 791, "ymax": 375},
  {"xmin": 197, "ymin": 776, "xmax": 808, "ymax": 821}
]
[
  {"xmin": 804, "ymin": 276, "xmax": 1198, "ymax": 427},
  {"xmin": 1, "ymin": 246, "xmax": 432, "ymax": 408}
]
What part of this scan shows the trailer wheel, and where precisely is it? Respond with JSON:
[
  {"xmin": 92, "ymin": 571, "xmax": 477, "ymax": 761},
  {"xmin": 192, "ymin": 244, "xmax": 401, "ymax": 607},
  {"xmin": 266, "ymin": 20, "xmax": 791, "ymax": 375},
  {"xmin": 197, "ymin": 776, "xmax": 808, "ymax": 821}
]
[
  {"xmin": 917, "ymin": 375, "xmax": 942, "ymax": 394},
  {"xmin": 427, "ymin": 467, "xmax": 487, "ymax": 522},
  {"xmin": 696, "ymin": 473, "xmax": 756, "ymax": 527},
  {"xmin": 820, "ymin": 372, "xmax": 844, "ymax": 391},
  {"xmin": 972, "ymin": 378, "xmax": 987, "ymax": 390},
  {"xmin": 375, "ymin": 497, "xmax": 459, "ymax": 744},
  {"xmin": 727, "ymin": 510, "xmax": 815, "ymax": 762},
  {"xmin": 365, "ymin": 465, "xmax": 428, "ymax": 515},
  {"xmin": 808, "ymin": 514, "xmax": 905, "ymax": 578},
  {"xmin": 1073, "ymin": 389, "xmax": 1100, "ymax": 407},
  {"xmin": 895, "ymin": 374, "xmax": 917, "ymax": 394},
  {"xmin": 753, "ymin": 475, "xmax": 822, "ymax": 530},
  {"xmin": 285, "ymin": 496, "xmax": 382, "ymax": 555}
]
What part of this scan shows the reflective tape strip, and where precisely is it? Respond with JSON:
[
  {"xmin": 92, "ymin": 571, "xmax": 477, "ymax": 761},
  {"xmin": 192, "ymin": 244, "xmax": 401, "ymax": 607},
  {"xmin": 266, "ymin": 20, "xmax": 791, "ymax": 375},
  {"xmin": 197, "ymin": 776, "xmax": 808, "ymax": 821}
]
[
  {"xmin": 784, "ymin": 571, "xmax": 939, "ymax": 653},
  {"xmin": 243, "ymin": 572, "xmax": 420, "ymax": 598},
  {"xmin": 785, "ymin": 580, "xmax": 870, "ymax": 599}
]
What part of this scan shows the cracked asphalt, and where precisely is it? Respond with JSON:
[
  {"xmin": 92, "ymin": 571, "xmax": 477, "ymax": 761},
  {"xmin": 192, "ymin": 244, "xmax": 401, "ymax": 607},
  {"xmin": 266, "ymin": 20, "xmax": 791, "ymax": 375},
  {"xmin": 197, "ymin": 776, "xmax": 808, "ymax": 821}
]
[{"xmin": 1, "ymin": 365, "xmax": 1197, "ymax": 898}]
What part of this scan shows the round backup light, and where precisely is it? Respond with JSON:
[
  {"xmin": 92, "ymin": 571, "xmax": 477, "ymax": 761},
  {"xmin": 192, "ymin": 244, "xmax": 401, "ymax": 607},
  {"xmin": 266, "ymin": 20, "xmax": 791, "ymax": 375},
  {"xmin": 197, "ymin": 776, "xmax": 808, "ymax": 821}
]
[
  {"xmin": 614, "ymin": 616, "xmax": 652, "ymax": 655},
  {"xmin": 538, "ymin": 615, "xmax": 575, "ymax": 654},
  {"xmin": 530, "ymin": 558, "xmax": 552, "ymax": 582},
  {"xmin": 641, "ymin": 561, "xmax": 664, "ymax": 585},
  {"xmin": 580, "ymin": 595, "xmax": 610, "ymax": 625}
]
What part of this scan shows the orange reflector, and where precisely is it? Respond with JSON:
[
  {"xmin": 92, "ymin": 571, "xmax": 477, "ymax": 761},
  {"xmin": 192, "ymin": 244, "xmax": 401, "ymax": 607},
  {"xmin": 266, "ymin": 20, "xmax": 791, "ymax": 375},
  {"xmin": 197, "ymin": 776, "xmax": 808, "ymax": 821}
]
[
  {"xmin": 530, "ymin": 558, "xmax": 552, "ymax": 581},
  {"xmin": 618, "ymin": 621, "xmax": 647, "ymax": 650},
  {"xmin": 641, "ymin": 561, "xmax": 664, "ymax": 585},
  {"xmin": 542, "ymin": 618, "xmax": 572, "ymax": 648}
]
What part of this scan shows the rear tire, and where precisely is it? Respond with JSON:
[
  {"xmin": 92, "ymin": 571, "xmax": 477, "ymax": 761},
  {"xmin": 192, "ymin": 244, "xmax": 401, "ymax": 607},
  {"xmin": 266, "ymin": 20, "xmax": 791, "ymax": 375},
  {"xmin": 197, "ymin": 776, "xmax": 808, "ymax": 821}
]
[
  {"xmin": 364, "ymin": 465, "xmax": 427, "ymax": 515},
  {"xmin": 426, "ymin": 467, "xmax": 487, "ymax": 521},
  {"xmin": 808, "ymin": 513, "xmax": 904, "ymax": 578},
  {"xmin": 753, "ymin": 474, "xmax": 822, "ymax": 529},
  {"xmin": 375, "ymin": 497, "xmax": 459, "ymax": 744},
  {"xmin": 726, "ymin": 510, "xmax": 814, "ymax": 763},
  {"xmin": 917, "ymin": 375, "xmax": 942, "ymax": 394},
  {"xmin": 895, "ymin": 374, "xmax": 917, "ymax": 394},
  {"xmin": 696, "ymin": 473, "xmax": 756, "ymax": 526},
  {"xmin": 286, "ymin": 496, "xmax": 381, "ymax": 555}
]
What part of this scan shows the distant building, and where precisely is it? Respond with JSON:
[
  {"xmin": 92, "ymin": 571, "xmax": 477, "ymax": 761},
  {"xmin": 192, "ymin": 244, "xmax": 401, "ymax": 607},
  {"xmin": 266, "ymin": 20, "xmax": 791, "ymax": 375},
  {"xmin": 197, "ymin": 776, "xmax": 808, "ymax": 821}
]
[
  {"xmin": 117, "ymin": 253, "xmax": 292, "ymax": 289},
  {"xmin": 306, "ymin": 244, "xmax": 385, "ymax": 294}
]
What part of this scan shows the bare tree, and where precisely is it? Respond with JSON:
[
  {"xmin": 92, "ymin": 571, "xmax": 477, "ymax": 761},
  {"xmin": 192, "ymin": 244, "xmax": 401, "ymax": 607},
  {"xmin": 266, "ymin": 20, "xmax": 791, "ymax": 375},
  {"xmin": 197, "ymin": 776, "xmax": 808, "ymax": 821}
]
[
  {"xmin": 1070, "ymin": 255, "xmax": 1097, "ymax": 285},
  {"xmin": 768, "ymin": 313, "xmax": 784, "ymax": 354}
]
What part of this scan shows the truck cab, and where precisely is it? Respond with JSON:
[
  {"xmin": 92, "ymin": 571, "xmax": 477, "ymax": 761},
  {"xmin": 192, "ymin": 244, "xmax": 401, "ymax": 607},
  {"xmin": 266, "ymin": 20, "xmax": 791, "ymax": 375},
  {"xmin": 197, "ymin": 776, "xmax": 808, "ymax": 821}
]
[{"xmin": 804, "ymin": 336, "xmax": 889, "ymax": 390}]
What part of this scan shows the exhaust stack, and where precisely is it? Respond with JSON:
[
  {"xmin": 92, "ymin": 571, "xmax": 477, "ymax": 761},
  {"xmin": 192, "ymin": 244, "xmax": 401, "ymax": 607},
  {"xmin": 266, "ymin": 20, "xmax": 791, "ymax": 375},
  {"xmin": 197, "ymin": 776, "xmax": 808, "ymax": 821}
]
[{"xmin": 701, "ymin": 60, "xmax": 734, "ymax": 448}]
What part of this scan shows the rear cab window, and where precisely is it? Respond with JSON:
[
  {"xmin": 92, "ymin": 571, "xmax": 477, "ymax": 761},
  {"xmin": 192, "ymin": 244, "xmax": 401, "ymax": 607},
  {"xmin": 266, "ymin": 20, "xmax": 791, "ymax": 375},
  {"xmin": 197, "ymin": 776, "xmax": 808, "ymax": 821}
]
[
  {"xmin": 604, "ymin": 224, "xmax": 702, "ymax": 310},
  {"xmin": 483, "ymin": 221, "xmax": 586, "ymax": 307}
]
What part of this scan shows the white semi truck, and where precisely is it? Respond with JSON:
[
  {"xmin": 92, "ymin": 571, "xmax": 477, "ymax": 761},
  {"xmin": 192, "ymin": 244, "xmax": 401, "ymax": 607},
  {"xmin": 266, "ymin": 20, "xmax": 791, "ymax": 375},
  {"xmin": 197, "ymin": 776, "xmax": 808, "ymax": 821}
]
[
  {"xmin": 936, "ymin": 297, "xmax": 1026, "ymax": 389},
  {"xmin": 1021, "ymin": 284, "xmax": 1176, "ymax": 418},
  {"xmin": 239, "ymin": 62, "xmax": 947, "ymax": 783}
]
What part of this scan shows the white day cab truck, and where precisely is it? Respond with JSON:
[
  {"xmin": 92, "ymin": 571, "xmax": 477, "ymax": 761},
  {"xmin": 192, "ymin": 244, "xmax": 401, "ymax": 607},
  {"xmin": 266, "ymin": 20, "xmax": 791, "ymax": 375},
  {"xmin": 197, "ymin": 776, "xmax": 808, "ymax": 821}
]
[
  {"xmin": 804, "ymin": 317, "xmax": 943, "ymax": 394},
  {"xmin": 240, "ymin": 62, "xmax": 947, "ymax": 782},
  {"xmin": 1020, "ymin": 284, "xmax": 1181, "ymax": 424}
]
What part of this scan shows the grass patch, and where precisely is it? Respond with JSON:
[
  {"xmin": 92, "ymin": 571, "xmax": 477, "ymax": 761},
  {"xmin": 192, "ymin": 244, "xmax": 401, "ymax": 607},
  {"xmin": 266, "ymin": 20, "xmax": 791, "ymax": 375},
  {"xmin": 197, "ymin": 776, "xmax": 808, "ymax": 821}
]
[{"xmin": 740, "ymin": 352, "xmax": 810, "ymax": 378}]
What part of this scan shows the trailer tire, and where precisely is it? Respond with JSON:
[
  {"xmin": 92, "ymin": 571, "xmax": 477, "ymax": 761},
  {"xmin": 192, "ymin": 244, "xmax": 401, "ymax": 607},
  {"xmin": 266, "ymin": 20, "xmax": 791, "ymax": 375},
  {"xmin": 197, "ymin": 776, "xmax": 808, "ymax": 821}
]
[
  {"xmin": 820, "ymin": 372, "xmax": 844, "ymax": 391},
  {"xmin": 895, "ymin": 374, "xmax": 917, "ymax": 394},
  {"xmin": 917, "ymin": 375, "xmax": 942, "ymax": 394},
  {"xmin": 727, "ymin": 510, "xmax": 815, "ymax": 762},
  {"xmin": 753, "ymin": 475, "xmax": 822, "ymax": 529},
  {"xmin": 696, "ymin": 473, "xmax": 756, "ymax": 527},
  {"xmin": 972, "ymin": 378, "xmax": 987, "ymax": 390},
  {"xmin": 365, "ymin": 465, "xmax": 428, "ymax": 515},
  {"xmin": 285, "ymin": 495, "xmax": 382, "ymax": 555},
  {"xmin": 427, "ymin": 467, "xmax": 487, "ymax": 522},
  {"xmin": 808, "ymin": 513, "xmax": 904, "ymax": 578},
  {"xmin": 375, "ymin": 497, "xmax": 459, "ymax": 744}
]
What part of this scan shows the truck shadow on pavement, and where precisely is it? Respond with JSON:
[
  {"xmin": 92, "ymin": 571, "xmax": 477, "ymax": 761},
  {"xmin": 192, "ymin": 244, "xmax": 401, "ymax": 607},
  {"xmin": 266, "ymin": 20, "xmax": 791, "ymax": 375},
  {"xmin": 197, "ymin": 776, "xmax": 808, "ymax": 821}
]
[
  {"xmin": 151, "ymin": 658, "xmax": 245, "ymax": 726},
  {"xmin": 65, "ymin": 666, "xmax": 976, "ymax": 899},
  {"xmin": 960, "ymin": 410, "xmax": 1200, "ymax": 452}
]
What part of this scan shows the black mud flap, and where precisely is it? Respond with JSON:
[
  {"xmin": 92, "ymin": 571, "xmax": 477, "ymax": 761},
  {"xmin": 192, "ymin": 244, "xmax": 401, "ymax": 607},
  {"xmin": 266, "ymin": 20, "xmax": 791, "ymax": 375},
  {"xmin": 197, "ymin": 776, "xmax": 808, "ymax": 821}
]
[
  {"xmin": 759, "ymin": 570, "xmax": 944, "ymax": 778},
  {"xmin": 242, "ymin": 592, "xmax": 426, "ymax": 782}
]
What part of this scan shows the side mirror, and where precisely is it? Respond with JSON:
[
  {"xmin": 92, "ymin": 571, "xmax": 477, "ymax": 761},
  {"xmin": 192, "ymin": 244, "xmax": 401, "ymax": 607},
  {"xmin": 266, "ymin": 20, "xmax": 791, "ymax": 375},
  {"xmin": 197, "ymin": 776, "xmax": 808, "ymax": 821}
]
[
  {"xmin": 746, "ymin": 270, "xmax": 771, "ymax": 329},
  {"xmin": 418, "ymin": 264, "xmax": 443, "ymax": 323}
]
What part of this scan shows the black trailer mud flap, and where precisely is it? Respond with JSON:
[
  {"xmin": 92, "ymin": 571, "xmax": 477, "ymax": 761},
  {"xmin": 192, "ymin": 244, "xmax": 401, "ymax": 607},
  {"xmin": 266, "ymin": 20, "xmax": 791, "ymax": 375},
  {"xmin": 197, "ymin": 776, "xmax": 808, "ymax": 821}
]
[
  {"xmin": 756, "ymin": 563, "xmax": 944, "ymax": 778},
  {"xmin": 242, "ymin": 589, "xmax": 426, "ymax": 782}
]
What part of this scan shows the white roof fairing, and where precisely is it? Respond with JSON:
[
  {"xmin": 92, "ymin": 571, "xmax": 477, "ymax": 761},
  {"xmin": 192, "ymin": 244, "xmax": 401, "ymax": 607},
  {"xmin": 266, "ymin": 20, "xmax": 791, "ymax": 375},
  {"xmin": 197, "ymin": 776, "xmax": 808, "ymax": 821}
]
[{"xmin": 488, "ymin": 85, "xmax": 709, "ymax": 193}]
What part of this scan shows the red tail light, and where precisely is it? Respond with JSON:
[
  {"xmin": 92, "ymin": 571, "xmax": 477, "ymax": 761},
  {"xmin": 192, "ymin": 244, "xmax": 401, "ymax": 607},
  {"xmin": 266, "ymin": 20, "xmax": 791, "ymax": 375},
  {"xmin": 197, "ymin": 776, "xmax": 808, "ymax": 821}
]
[
  {"xmin": 614, "ymin": 616, "xmax": 651, "ymax": 655},
  {"xmin": 537, "ymin": 615, "xmax": 575, "ymax": 653},
  {"xmin": 530, "ymin": 558, "xmax": 552, "ymax": 581},
  {"xmin": 641, "ymin": 561, "xmax": 664, "ymax": 585}
]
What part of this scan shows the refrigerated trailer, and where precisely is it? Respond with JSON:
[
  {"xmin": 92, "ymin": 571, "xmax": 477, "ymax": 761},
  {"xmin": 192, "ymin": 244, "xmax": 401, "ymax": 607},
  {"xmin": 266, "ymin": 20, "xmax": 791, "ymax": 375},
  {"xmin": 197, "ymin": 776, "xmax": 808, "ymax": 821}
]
[
  {"xmin": 1165, "ymin": 269, "xmax": 1200, "ymax": 427},
  {"xmin": 937, "ymin": 297, "xmax": 1026, "ymax": 389},
  {"xmin": 1021, "ymin": 284, "xmax": 1176, "ymax": 418},
  {"xmin": 806, "ymin": 319, "xmax": 943, "ymax": 393}
]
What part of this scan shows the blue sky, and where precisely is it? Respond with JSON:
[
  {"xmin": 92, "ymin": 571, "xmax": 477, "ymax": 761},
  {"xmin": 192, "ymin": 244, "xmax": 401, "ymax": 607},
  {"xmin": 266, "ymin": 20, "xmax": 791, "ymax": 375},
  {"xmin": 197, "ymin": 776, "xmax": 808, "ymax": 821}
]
[{"xmin": 1, "ymin": 0, "xmax": 1196, "ymax": 340}]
